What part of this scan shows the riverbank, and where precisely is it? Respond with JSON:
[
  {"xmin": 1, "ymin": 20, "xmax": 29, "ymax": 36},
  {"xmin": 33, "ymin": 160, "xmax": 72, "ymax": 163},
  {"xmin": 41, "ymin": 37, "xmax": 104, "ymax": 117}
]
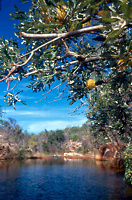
[
  {"xmin": 26, "ymin": 153, "xmax": 126, "ymax": 172},
  {"xmin": 28, "ymin": 155, "xmax": 95, "ymax": 160},
  {"xmin": 27, "ymin": 151, "xmax": 96, "ymax": 160},
  {"xmin": 0, "ymin": 144, "xmax": 127, "ymax": 172}
]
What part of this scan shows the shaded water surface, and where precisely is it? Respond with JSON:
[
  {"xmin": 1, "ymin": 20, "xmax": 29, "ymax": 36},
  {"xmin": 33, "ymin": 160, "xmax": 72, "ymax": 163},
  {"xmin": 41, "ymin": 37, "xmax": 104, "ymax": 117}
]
[{"xmin": 0, "ymin": 158, "xmax": 132, "ymax": 200}]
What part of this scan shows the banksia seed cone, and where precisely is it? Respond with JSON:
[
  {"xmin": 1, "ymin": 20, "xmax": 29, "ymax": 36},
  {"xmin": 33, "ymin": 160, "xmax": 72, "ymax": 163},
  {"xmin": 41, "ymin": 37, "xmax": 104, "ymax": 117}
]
[{"xmin": 86, "ymin": 79, "xmax": 95, "ymax": 89}]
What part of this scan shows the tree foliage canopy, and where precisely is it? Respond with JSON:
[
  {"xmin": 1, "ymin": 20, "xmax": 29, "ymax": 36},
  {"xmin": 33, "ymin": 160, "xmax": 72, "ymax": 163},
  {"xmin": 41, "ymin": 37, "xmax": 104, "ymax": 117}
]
[{"xmin": 0, "ymin": 0, "xmax": 131, "ymax": 108}]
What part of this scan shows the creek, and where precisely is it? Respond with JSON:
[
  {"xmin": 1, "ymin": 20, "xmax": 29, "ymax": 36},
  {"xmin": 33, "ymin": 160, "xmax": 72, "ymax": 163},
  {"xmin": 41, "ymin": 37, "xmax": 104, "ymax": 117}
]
[{"xmin": 0, "ymin": 158, "xmax": 132, "ymax": 200}]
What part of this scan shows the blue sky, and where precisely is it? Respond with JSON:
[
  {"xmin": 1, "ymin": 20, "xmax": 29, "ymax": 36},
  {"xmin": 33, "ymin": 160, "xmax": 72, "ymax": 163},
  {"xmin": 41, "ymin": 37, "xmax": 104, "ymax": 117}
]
[{"xmin": 0, "ymin": 0, "xmax": 87, "ymax": 134}]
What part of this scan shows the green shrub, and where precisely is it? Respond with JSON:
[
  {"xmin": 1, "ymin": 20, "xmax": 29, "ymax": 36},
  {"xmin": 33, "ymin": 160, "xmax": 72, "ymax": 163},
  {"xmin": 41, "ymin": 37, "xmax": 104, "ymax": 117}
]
[{"xmin": 123, "ymin": 140, "xmax": 132, "ymax": 185}]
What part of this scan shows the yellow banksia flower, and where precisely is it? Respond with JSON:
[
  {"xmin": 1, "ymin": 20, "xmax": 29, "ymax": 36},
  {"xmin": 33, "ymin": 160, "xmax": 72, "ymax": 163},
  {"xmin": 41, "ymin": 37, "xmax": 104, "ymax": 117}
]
[
  {"xmin": 86, "ymin": 79, "xmax": 95, "ymax": 89},
  {"xmin": 56, "ymin": 6, "xmax": 66, "ymax": 21}
]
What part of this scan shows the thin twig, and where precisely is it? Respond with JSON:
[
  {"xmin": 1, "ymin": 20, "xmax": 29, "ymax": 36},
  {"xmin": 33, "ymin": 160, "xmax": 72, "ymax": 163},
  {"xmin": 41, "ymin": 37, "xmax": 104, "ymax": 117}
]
[
  {"xmin": 80, "ymin": 98, "xmax": 89, "ymax": 106},
  {"xmin": 73, "ymin": 63, "xmax": 81, "ymax": 74},
  {"xmin": 35, "ymin": 82, "xmax": 62, "ymax": 103},
  {"xmin": 7, "ymin": 79, "xmax": 19, "ymax": 92},
  {"xmin": 13, "ymin": 51, "xmax": 34, "ymax": 67},
  {"xmin": 61, "ymin": 38, "xmax": 84, "ymax": 59}
]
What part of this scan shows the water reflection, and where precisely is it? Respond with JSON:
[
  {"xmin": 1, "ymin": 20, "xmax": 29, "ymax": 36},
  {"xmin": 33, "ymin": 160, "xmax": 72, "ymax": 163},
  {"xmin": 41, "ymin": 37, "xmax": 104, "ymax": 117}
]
[{"xmin": 0, "ymin": 158, "xmax": 132, "ymax": 200}]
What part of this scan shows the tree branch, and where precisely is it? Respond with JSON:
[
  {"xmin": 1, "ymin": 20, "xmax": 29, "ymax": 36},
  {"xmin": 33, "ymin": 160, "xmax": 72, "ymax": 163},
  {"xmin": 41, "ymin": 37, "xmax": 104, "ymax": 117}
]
[
  {"xmin": 20, "ymin": 24, "xmax": 106, "ymax": 39},
  {"xmin": 0, "ymin": 24, "xmax": 107, "ymax": 83},
  {"xmin": 55, "ymin": 56, "xmax": 107, "ymax": 70}
]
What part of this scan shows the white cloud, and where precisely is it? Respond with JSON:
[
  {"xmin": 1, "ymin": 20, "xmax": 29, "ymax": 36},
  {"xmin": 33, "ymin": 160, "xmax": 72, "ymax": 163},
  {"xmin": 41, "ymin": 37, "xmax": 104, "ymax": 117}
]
[
  {"xmin": 4, "ymin": 107, "xmax": 67, "ymax": 118},
  {"xmin": 2, "ymin": 102, "xmax": 87, "ymax": 134},
  {"xmin": 27, "ymin": 117, "xmax": 86, "ymax": 133},
  {"xmin": 3, "ymin": 105, "xmax": 86, "ymax": 118},
  {"xmin": 5, "ymin": 109, "xmax": 48, "ymax": 117}
]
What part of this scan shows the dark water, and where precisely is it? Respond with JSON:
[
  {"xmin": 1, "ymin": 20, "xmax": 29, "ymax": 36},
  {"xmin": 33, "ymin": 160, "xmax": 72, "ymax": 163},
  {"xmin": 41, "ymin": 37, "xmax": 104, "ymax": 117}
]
[{"xmin": 0, "ymin": 158, "xmax": 132, "ymax": 200}]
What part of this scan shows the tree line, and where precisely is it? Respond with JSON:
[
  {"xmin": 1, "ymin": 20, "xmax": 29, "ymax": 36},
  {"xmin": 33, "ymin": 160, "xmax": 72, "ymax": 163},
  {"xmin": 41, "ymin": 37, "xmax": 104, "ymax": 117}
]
[
  {"xmin": 0, "ymin": 118, "xmax": 91, "ymax": 154},
  {"xmin": 0, "ymin": 117, "xmax": 128, "ymax": 154}
]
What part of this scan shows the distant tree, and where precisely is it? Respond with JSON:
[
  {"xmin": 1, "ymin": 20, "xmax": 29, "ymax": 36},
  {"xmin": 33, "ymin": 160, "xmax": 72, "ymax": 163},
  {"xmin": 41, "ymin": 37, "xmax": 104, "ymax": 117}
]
[
  {"xmin": 70, "ymin": 133, "xmax": 79, "ymax": 141},
  {"xmin": 82, "ymin": 139, "xmax": 91, "ymax": 154},
  {"xmin": 42, "ymin": 130, "xmax": 65, "ymax": 153},
  {"xmin": 42, "ymin": 141, "xmax": 49, "ymax": 152},
  {"xmin": 28, "ymin": 139, "xmax": 38, "ymax": 152},
  {"xmin": 0, "ymin": 120, "xmax": 11, "ymax": 145},
  {"xmin": 0, "ymin": 118, "xmax": 23, "ymax": 146},
  {"xmin": 55, "ymin": 130, "xmax": 65, "ymax": 143},
  {"xmin": 22, "ymin": 130, "xmax": 31, "ymax": 148}
]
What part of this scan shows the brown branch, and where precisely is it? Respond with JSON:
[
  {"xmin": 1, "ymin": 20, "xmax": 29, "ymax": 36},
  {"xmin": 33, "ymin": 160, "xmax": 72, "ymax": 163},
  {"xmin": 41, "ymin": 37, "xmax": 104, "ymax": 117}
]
[
  {"xmin": 0, "ymin": 65, "xmax": 20, "ymax": 82},
  {"xmin": 20, "ymin": 32, "xmax": 58, "ymax": 39},
  {"xmin": 13, "ymin": 51, "xmax": 34, "ymax": 67},
  {"xmin": 56, "ymin": 52, "xmax": 71, "ymax": 60},
  {"xmin": 55, "ymin": 56, "xmax": 107, "ymax": 70},
  {"xmin": 0, "ymin": 52, "xmax": 34, "ymax": 82},
  {"xmin": 24, "ymin": 70, "xmax": 38, "ymax": 77},
  {"xmin": 61, "ymin": 39, "xmax": 83, "ymax": 59},
  {"xmin": 61, "ymin": 39, "xmax": 69, "ymax": 52},
  {"xmin": 1, "ymin": 56, "xmax": 107, "ymax": 83},
  {"xmin": 20, "ymin": 24, "xmax": 106, "ymax": 39},
  {"xmin": 1, "ymin": 24, "xmax": 107, "ymax": 83},
  {"xmin": 1, "ymin": 26, "xmax": 107, "ymax": 83}
]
